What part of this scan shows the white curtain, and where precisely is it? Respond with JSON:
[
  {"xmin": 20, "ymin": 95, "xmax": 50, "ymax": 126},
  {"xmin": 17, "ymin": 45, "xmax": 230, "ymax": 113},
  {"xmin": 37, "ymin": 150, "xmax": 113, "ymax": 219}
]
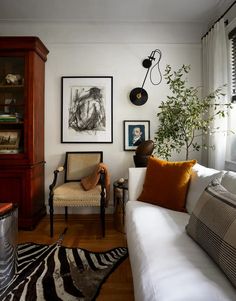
[{"xmin": 202, "ymin": 18, "xmax": 229, "ymax": 170}]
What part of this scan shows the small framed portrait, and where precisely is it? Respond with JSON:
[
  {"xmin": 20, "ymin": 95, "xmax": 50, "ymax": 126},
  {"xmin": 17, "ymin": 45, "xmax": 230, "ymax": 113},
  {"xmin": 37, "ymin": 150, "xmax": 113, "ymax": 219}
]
[
  {"xmin": 0, "ymin": 130, "xmax": 21, "ymax": 150},
  {"xmin": 123, "ymin": 120, "xmax": 150, "ymax": 151}
]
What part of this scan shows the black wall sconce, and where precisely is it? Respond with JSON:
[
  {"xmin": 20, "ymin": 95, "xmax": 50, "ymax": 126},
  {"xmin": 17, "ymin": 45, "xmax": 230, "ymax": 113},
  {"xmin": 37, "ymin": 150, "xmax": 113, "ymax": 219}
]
[{"xmin": 129, "ymin": 49, "xmax": 162, "ymax": 106}]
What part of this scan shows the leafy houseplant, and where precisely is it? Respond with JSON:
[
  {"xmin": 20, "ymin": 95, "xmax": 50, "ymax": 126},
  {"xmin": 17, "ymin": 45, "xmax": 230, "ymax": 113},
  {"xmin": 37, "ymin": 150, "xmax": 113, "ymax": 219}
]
[{"xmin": 154, "ymin": 64, "xmax": 231, "ymax": 161}]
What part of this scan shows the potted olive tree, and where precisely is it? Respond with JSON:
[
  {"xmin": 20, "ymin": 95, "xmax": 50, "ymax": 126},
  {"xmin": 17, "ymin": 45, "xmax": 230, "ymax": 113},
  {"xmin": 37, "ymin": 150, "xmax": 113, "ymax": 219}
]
[{"xmin": 154, "ymin": 64, "xmax": 231, "ymax": 160}]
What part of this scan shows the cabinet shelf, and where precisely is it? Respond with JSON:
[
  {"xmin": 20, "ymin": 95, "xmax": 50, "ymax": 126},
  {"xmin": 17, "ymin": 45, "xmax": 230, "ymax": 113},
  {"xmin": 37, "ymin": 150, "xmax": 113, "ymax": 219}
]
[
  {"xmin": 0, "ymin": 85, "xmax": 24, "ymax": 89},
  {"xmin": 0, "ymin": 104, "xmax": 24, "ymax": 107},
  {"xmin": 0, "ymin": 149, "xmax": 23, "ymax": 154},
  {"xmin": 0, "ymin": 121, "xmax": 24, "ymax": 125}
]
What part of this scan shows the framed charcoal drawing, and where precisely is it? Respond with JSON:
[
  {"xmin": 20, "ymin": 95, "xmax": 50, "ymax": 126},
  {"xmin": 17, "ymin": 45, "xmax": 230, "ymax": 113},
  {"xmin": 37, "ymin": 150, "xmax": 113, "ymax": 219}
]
[
  {"xmin": 124, "ymin": 120, "xmax": 150, "ymax": 151},
  {"xmin": 61, "ymin": 76, "xmax": 113, "ymax": 143}
]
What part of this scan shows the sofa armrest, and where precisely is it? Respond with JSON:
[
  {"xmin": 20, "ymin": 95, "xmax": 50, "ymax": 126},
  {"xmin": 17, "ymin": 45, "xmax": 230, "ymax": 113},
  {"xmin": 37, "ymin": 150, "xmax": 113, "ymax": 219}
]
[{"xmin": 128, "ymin": 167, "xmax": 146, "ymax": 202}]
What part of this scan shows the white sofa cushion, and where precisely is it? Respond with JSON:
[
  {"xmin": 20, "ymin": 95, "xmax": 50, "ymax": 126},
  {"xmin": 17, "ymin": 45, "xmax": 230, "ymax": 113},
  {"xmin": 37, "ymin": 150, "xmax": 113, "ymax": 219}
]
[
  {"xmin": 186, "ymin": 163, "xmax": 222, "ymax": 214},
  {"xmin": 126, "ymin": 201, "xmax": 236, "ymax": 301},
  {"xmin": 129, "ymin": 165, "xmax": 223, "ymax": 214},
  {"xmin": 126, "ymin": 200, "xmax": 236, "ymax": 301},
  {"xmin": 221, "ymin": 171, "xmax": 236, "ymax": 194}
]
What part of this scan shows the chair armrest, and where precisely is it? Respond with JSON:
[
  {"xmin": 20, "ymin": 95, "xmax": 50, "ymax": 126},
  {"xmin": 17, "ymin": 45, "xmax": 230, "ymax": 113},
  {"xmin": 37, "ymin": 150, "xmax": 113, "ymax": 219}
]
[
  {"xmin": 128, "ymin": 167, "xmax": 146, "ymax": 202},
  {"xmin": 49, "ymin": 166, "xmax": 65, "ymax": 193},
  {"xmin": 56, "ymin": 166, "xmax": 64, "ymax": 172},
  {"xmin": 99, "ymin": 169, "xmax": 106, "ymax": 189},
  {"xmin": 99, "ymin": 169, "xmax": 106, "ymax": 206}
]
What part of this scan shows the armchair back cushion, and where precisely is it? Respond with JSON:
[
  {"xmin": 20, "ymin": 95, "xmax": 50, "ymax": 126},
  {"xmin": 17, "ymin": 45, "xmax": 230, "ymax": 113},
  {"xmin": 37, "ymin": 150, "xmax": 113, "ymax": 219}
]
[{"xmin": 66, "ymin": 152, "xmax": 102, "ymax": 181}]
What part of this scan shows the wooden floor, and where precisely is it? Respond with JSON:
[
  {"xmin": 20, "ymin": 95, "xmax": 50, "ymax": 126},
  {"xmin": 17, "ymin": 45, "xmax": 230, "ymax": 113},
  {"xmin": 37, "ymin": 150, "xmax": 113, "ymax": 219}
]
[{"xmin": 17, "ymin": 214, "xmax": 135, "ymax": 301}]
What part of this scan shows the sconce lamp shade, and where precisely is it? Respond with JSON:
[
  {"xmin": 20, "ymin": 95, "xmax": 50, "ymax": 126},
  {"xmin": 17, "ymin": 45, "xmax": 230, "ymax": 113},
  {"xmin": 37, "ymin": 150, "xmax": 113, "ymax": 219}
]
[{"xmin": 129, "ymin": 87, "xmax": 148, "ymax": 106}]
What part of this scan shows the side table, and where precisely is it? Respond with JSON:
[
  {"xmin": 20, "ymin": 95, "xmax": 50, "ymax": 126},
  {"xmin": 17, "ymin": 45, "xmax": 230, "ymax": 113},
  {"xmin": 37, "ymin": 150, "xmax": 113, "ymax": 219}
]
[{"xmin": 113, "ymin": 179, "xmax": 128, "ymax": 233}]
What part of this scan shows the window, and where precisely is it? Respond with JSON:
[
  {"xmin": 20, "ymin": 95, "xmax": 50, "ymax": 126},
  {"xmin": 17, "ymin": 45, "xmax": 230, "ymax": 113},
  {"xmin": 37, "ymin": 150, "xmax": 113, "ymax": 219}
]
[
  {"xmin": 229, "ymin": 27, "xmax": 236, "ymax": 103},
  {"xmin": 226, "ymin": 25, "xmax": 236, "ymax": 165}
]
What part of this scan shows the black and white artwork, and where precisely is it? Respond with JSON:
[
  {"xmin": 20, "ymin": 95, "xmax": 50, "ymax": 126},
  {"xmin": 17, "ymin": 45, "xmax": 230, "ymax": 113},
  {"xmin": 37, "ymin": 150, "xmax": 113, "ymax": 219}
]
[
  {"xmin": 69, "ymin": 86, "xmax": 106, "ymax": 132},
  {"xmin": 61, "ymin": 77, "xmax": 113, "ymax": 143}
]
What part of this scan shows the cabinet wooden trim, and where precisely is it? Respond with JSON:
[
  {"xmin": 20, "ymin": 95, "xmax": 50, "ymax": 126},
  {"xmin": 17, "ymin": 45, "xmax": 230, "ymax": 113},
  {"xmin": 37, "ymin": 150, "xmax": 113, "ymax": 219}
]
[
  {"xmin": 0, "ymin": 37, "xmax": 48, "ymax": 229},
  {"xmin": 0, "ymin": 36, "xmax": 49, "ymax": 62}
]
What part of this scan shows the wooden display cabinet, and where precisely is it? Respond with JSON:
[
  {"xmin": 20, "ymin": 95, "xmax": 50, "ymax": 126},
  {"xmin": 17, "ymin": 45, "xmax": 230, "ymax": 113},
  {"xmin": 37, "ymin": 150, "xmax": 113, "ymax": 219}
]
[{"xmin": 0, "ymin": 37, "xmax": 49, "ymax": 229}]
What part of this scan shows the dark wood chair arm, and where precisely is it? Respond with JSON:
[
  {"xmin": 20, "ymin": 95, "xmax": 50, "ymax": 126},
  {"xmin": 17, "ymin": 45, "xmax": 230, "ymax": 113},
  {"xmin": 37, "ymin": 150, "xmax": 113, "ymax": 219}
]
[
  {"xmin": 99, "ymin": 169, "xmax": 106, "ymax": 188},
  {"xmin": 99, "ymin": 169, "xmax": 106, "ymax": 206},
  {"xmin": 49, "ymin": 166, "xmax": 65, "ymax": 195}
]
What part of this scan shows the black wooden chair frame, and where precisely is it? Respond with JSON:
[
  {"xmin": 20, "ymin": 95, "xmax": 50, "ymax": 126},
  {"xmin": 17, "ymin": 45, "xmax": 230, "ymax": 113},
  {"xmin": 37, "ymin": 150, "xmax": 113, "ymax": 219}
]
[{"xmin": 48, "ymin": 151, "xmax": 106, "ymax": 238}]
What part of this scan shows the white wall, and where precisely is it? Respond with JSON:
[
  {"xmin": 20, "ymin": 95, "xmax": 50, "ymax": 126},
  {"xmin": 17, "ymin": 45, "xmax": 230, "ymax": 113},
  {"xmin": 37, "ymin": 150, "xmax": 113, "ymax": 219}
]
[{"xmin": 0, "ymin": 21, "xmax": 202, "ymax": 213}]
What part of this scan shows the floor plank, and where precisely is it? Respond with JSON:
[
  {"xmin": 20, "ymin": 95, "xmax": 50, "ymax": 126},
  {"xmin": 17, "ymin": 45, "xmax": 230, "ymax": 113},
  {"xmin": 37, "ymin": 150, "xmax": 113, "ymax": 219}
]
[{"xmin": 17, "ymin": 214, "xmax": 135, "ymax": 301}]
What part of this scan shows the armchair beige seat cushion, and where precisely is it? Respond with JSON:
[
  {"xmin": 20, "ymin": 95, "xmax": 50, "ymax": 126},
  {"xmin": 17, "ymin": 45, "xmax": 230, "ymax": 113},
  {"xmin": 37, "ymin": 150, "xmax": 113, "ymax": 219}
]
[{"xmin": 53, "ymin": 182, "xmax": 102, "ymax": 207}]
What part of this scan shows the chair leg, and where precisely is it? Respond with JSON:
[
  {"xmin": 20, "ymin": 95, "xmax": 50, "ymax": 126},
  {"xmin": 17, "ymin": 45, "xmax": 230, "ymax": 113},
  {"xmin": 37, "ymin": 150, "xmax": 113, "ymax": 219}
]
[
  {"xmin": 100, "ymin": 204, "xmax": 105, "ymax": 237},
  {"xmin": 49, "ymin": 203, "xmax": 54, "ymax": 238},
  {"xmin": 65, "ymin": 206, "xmax": 68, "ymax": 222}
]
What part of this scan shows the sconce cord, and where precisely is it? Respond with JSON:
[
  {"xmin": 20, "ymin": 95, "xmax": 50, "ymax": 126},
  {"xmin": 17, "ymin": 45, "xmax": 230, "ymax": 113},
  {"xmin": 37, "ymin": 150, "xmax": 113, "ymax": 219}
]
[
  {"xmin": 150, "ymin": 49, "xmax": 162, "ymax": 85},
  {"xmin": 141, "ymin": 49, "xmax": 162, "ymax": 88}
]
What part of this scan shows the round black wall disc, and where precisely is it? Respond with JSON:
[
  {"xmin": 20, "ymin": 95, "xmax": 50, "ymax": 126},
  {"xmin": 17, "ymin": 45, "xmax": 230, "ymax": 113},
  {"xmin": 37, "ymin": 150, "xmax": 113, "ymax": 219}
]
[{"xmin": 129, "ymin": 87, "xmax": 148, "ymax": 106}]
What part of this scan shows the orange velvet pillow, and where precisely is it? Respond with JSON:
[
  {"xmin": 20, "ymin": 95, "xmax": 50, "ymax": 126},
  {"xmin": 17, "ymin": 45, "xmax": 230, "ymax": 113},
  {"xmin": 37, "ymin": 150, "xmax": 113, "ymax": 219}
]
[{"xmin": 138, "ymin": 157, "xmax": 196, "ymax": 212}]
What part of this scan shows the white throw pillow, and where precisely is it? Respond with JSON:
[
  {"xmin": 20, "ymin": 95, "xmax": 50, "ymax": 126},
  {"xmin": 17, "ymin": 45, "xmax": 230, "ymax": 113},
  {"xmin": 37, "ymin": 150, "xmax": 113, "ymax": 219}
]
[
  {"xmin": 221, "ymin": 171, "xmax": 236, "ymax": 194},
  {"xmin": 186, "ymin": 163, "xmax": 222, "ymax": 214}
]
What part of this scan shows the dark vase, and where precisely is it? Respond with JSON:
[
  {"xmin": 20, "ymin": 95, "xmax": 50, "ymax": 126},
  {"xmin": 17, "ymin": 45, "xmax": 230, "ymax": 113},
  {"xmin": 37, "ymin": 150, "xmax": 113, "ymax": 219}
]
[
  {"xmin": 133, "ymin": 155, "xmax": 150, "ymax": 167},
  {"xmin": 133, "ymin": 140, "xmax": 154, "ymax": 167}
]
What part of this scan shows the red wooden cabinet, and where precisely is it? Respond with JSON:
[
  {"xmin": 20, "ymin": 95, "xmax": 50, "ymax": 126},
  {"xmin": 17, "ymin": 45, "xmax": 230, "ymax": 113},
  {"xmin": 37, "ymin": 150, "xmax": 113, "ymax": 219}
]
[{"xmin": 0, "ymin": 37, "xmax": 49, "ymax": 229}]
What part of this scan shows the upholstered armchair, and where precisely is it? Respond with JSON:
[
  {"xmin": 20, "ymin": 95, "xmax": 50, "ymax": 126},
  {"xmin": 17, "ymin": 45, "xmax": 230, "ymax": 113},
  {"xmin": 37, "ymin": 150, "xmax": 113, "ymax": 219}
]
[{"xmin": 48, "ymin": 151, "xmax": 109, "ymax": 237}]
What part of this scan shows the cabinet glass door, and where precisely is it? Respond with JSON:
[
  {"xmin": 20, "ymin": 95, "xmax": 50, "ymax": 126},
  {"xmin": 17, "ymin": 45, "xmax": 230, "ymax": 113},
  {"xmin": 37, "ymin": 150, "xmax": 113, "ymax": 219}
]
[{"xmin": 0, "ymin": 56, "xmax": 25, "ymax": 154}]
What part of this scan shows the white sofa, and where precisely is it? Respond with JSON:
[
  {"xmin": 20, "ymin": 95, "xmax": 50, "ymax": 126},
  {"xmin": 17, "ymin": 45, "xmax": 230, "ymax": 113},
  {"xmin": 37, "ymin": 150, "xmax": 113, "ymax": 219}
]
[{"xmin": 126, "ymin": 167, "xmax": 236, "ymax": 301}]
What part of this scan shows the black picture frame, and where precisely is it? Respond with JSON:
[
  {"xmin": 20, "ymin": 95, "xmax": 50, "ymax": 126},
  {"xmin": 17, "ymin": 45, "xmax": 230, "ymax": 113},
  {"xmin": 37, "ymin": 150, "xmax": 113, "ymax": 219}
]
[
  {"xmin": 123, "ymin": 120, "xmax": 150, "ymax": 151},
  {"xmin": 61, "ymin": 76, "xmax": 113, "ymax": 143}
]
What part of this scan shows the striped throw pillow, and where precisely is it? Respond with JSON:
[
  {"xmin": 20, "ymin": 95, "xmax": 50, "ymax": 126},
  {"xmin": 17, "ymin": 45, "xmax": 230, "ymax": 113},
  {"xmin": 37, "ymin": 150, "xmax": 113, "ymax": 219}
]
[{"xmin": 186, "ymin": 183, "xmax": 236, "ymax": 288}]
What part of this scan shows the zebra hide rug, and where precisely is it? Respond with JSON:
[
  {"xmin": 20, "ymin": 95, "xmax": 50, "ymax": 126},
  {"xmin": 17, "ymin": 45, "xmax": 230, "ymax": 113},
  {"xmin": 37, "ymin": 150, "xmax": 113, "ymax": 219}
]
[{"xmin": 0, "ymin": 242, "xmax": 128, "ymax": 301}]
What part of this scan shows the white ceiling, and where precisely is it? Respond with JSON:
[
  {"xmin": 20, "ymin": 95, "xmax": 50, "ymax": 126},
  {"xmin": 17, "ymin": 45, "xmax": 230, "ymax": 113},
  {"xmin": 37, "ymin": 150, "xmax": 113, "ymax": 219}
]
[{"xmin": 0, "ymin": 0, "xmax": 234, "ymax": 24}]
